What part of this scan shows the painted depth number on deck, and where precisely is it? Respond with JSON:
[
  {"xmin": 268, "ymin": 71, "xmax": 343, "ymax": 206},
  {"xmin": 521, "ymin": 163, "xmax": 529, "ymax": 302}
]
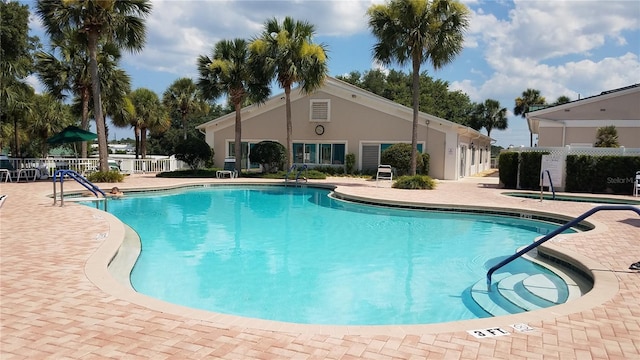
[{"xmin": 467, "ymin": 327, "xmax": 510, "ymax": 338}]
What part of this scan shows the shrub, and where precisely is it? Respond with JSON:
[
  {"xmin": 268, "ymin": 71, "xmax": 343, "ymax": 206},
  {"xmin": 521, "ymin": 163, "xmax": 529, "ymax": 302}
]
[
  {"xmin": 263, "ymin": 169, "xmax": 327, "ymax": 180},
  {"xmin": 248, "ymin": 141, "xmax": 286, "ymax": 173},
  {"xmin": 518, "ymin": 152, "xmax": 548, "ymax": 190},
  {"xmin": 174, "ymin": 137, "xmax": 212, "ymax": 169},
  {"xmin": 420, "ymin": 153, "xmax": 430, "ymax": 175},
  {"xmin": 86, "ymin": 170, "xmax": 124, "ymax": 183},
  {"xmin": 345, "ymin": 153, "xmax": 356, "ymax": 174},
  {"xmin": 156, "ymin": 169, "xmax": 218, "ymax": 178},
  {"xmin": 498, "ymin": 152, "xmax": 519, "ymax": 188},
  {"xmin": 381, "ymin": 143, "xmax": 423, "ymax": 176},
  {"xmin": 392, "ymin": 175, "xmax": 436, "ymax": 190}
]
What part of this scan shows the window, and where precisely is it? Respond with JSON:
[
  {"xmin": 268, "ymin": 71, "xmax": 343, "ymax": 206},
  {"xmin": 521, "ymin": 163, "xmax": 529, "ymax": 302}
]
[
  {"xmin": 310, "ymin": 99, "xmax": 330, "ymax": 122},
  {"xmin": 479, "ymin": 149, "xmax": 483, "ymax": 164},
  {"xmin": 228, "ymin": 141, "xmax": 260, "ymax": 169},
  {"xmin": 293, "ymin": 142, "xmax": 345, "ymax": 165},
  {"xmin": 471, "ymin": 147, "xmax": 475, "ymax": 165}
]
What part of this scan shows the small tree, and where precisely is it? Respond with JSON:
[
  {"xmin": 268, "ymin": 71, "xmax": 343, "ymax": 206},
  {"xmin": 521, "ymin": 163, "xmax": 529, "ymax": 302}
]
[
  {"xmin": 249, "ymin": 140, "xmax": 286, "ymax": 173},
  {"xmin": 594, "ymin": 125, "xmax": 619, "ymax": 148},
  {"xmin": 174, "ymin": 137, "xmax": 212, "ymax": 169},
  {"xmin": 381, "ymin": 143, "xmax": 423, "ymax": 176}
]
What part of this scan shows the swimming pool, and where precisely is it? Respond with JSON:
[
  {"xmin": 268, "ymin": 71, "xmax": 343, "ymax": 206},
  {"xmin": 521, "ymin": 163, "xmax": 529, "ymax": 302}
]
[{"xmin": 105, "ymin": 186, "xmax": 578, "ymax": 325}]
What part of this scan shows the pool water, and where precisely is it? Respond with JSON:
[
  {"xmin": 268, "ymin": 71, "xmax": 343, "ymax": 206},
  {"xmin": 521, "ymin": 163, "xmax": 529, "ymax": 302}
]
[{"xmin": 105, "ymin": 186, "xmax": 574, "ymax": 325}]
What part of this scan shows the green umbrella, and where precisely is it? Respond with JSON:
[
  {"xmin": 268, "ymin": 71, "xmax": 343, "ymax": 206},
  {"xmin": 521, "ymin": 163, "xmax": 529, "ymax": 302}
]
[{"xmin": 47, "ymin": 125, "xmax": 97, "ymax": 145}]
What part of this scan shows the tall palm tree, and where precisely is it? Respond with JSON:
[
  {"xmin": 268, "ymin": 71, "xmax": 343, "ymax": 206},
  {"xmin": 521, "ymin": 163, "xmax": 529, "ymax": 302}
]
[
  {"xmin": 36, "ymin": 30, "xmax": 125, "ymax": 157},
  {"xmin": 163, "ymin": 78, "xmax": 209, "ymax": 141},
  {"xmin": 129, "ymin": 88, "xmax": 169, "ymax": 159},
  {"xmin": 514, "ymin": 88, "xmax": 546, "ymax": 146},
  {"xmin": 472, "ymin": 99, "xmax": 507, "ymax": 138},
  {"xmin": 250, "ymin": 17, "xmax": 329, "ymax": 168},
  {"xmin": 198, "ymin": 39, "xmax": 271, "ymax": 174},
  {"xmin": 368, "ymin": 0, "xmax": 470, "ymax": 175},
  {"xmin": 36, "ymin": 0, "xmax": 151, "ymax": 171}
]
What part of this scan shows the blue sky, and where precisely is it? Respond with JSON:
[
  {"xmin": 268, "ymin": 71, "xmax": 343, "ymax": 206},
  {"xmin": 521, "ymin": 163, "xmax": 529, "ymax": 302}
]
[{"xmin": 23, "ymin": 0, "xmax": 640, "ymax": 148}]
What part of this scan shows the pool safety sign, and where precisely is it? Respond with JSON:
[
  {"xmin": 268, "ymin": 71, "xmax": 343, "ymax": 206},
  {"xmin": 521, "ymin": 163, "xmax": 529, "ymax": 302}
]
[{"xmin": 467, "ymin": 327, "xmax": 510, "ymax": 338}]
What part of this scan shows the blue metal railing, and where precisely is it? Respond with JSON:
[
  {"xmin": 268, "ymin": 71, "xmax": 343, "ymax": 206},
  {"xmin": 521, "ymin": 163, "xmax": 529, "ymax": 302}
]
[
  {"xmin": 486, "ymin": 205, "xmax": 640, "ymax": 291},
  {"xmin": 52, "ymin": 169, "xmax": 107, "ymax": 210},
  {"xmin": 284, "ymin": 164, "xmax": 297, "ymax": 185},
  {"xmin": 295, "ymin": 164, "xmax": 308, "ymax": 183},
  {"xmin": 540, "ymin": 169, "xmax": 556, "ymax": 200}
]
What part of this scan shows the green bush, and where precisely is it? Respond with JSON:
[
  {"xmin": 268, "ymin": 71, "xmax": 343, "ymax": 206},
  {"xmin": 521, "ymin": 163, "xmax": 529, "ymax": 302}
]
[
  {"xmin": 312, "ymin": 165, "xmax": 345, "ymax": 176},
  {"xmin": 381, "ymin": 143, "xmax": 423, "ymax": 176},
  {"xmin": 86, "ymin": 170, "xmax": 124, "ymax": 183},
  {"xmin": 518, "ymin": 152, "xmax": 548, "ymax": 190},
  {"xmin": 498, "ymin": 152, "xmax": 519, "ymax": 188},
  {"xmin": 420, "ymin": 153, "xmax": 430, "ymax": 175},
  {"xmin": 248, "ymin": 140, "xmax": 286, "ymax": 173},
  {"xmin": 392, "ymin": 175, "xmax": 436, "ymax": 190},
  {"xmin": 263, "ymin": 169, "xmax": 327, "ymax": 180},
  {"xmin": 566, "ymin": 155, "xmax": 640, "ymax": 194},
  {"xmin": 174, "ymin": 137, "xmax": 212, "ymax": 169},
  {"xmin": 345, "ymin": 153, "xmax": 356, "ymax": 174},
  {"xmin": 156, "ymin": 169, "xmax": 218, "ymax": 178}
]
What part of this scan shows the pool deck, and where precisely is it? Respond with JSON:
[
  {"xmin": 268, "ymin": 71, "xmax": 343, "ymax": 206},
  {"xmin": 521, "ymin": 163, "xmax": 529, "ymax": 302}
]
[{"xmin": 1, "ymin": 173, "xmax": 639, "ymax": 359}]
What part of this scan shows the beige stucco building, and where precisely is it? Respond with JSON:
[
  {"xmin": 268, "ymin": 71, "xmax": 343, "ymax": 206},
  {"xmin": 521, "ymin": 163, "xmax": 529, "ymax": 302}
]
[
  {"xmin": 197, "ymin": 77, "xmax": 492, "ymax": 180},
  {"xmin": 526, "ymin": 84, "xmax": 640, "ymax": 147}
]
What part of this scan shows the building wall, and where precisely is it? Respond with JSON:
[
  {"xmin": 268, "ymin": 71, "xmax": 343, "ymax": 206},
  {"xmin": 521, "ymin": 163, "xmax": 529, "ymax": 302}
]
[{"xmin": 538, "ymin": 125, "xmax": 640, "ymax": 147}]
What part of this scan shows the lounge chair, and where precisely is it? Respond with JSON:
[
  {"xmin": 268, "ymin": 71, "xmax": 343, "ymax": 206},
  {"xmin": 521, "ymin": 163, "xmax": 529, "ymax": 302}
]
[
  {"xmin": 0, "ymin": 194, "xmax": 6, "ymax": 208},
  {"xmin": 376, "ymin": 165, "xmax": 393, "ymax": 187},
  {"xmin": 216, "ymin": 158, "xmax": 238, "ymax": 178},
  {"xmin": 0, "ymin": 156, "xmax": 38, "ymax": 182}
]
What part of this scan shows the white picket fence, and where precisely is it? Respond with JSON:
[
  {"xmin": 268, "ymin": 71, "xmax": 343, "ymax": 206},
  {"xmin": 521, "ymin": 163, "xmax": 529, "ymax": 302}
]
[{"xmin": 3, "ymin": 156, "xmax": 188, "ymax": 178}]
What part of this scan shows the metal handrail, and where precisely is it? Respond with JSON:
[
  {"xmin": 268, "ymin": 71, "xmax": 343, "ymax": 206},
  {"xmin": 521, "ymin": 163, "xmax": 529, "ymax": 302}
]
[
  {"xmin": 52, "ymin": 169, "xmax": 107, "ymax": 210},
  {"xmin": 540, "ymin": 169, "xmax": 556, "ymax": 200},
  {"xmin": 295, "ymin": 164, "xmax": 308, "ymax": 183},
  {"xmin": 284, "ymin": 164, "xmax": 297, "ymax": 185},
  {"xmin": 486, "ymin": 205, "xmax": 640, "ymax": 291}
]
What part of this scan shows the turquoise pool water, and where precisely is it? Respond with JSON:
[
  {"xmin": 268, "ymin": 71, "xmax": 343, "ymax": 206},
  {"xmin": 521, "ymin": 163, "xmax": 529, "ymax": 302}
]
[{"xmin": 104, "ymin": 186, "xmax": 574, "ymax": 325}]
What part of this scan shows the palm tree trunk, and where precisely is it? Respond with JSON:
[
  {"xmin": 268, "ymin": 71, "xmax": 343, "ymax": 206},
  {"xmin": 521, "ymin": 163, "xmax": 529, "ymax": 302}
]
[
  {"xmin": 134, "ymin": 126, "xmax": 140, "ymax": 159},
  {"xmin": 410, "ymin": 59, "xmax": 420, "ymax": 175},
  {"xmin": 284, "ymin": 85, "xmax": 293, "ymax": 169},
  {"xmin": 88, "ymin": 31, "xmax": 109, "ymax": 172},
  {"xmin": 234, "ymin": 101, "xmax": 242, "ymax": 176},
  {"xmin": 140, "ymin": 127, "xmax": 147, "ymax": 159},
  {"xmin": 182, "ymin": 112, "xmax": 188, "ymax": 140},
  {"xmin": 13, "ymin": 116, "xmax": 20, "ymax": 157},
  {"xmin": 80, "ymin": 87, "xmax": 90, "ymax": 158}
]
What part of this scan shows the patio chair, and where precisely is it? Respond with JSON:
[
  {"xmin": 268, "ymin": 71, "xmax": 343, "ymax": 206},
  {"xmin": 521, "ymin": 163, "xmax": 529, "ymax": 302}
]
[
  {"xmin": 0, "ymin": 156, "xmax": 37, "ymax": 182},
  {"xmin": 376, "ymin": 164, "xmax": 393, "ymax": 187},
  {"xmin": 635, "ymin": 170, "xmax": 640, "ymax": 197},
  {"xmin": 216, "ymin": 158, "xmax": 238, "ymax": 179},
  {"xmin": 0, "ymin": 194, "xmax": 6, "ymax": 208}
]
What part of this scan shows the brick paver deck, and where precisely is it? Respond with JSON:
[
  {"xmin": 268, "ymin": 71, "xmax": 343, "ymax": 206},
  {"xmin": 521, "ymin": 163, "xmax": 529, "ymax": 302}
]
[{"xmin": 1, "ymin": 174, "xmax": 639, "ymax": 359}]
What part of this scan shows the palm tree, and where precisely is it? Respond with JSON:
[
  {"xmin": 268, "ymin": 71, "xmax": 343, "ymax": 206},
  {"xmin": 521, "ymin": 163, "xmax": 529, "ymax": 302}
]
[
  {"xmin": 36, "ymin": 0, "xmax": 152, "ymax": 171},
  {"xmin": 28, "ymin": 94, "xmax": 73, "ymax": 157},
  {"xmin": 198, "ymin": 39, "xmax": 271, "ymax": 174},
  {"xmin": 129, "ymin": 88, "xmax": 170, "ymax": 159},
  {"xmin": 163, "ymin": 78, "xmax": 209, "ymax": 141},
  {"xmin": 250, "ymin": 17, "xmax": 329, "ymax": 168},
  {"xmin": 595, "ymin": 125, "xmax": 619, "ymax": 148},
  {"xmin": 368, "ymin": 0, "xmax": 470, "ymax": 175},
  {"xmin": 514, "ymin": 88, "xmax": 546, "ymax": 146},
  {"xmin": 472, "ymin": 99, "xmax": 507, "ymax": 138},
  {"xmin": 553, "ymin": 95, "xmax": 571, "ymax": 105},
  {"xmin": 36, "ymin": 30, "xmax": 126, "ymax": 157}
]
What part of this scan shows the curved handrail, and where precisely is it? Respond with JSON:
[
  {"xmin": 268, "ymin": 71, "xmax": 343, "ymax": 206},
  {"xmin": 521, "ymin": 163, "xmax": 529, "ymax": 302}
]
[
  {"xmin": 284, "ymin": 164, "xmax": 297, "ymax": 184},
  {"xmin": 540, "ymin": 169, "xmax": 556, "ymax": 200},
  {"xmin": 486, "ymin": 205, "xmax": 640, "ymax": 291},
  {"xmin": 52, "ymin": 169, "xmax": 106, "ymax": 209},
  {"xmin": 295, "ymin": 164, "xmax": 308, "ymax": 183}
]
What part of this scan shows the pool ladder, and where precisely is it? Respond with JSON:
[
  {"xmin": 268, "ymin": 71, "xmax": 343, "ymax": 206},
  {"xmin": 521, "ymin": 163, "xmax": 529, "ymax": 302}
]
[
  {"xmin": 486, "ymin": 205, "xmax": 640, "ymax": 291},
  {"xmin": 52, "ymin": 169, "xmax": 107, "ymax": 210},
  {"xmin": 539, "ymin": 169, "xmax": 556, "ymax": 201},
  {"xmin": 284, "ymin": 164, "xmax": 308, "ymax": 186}
]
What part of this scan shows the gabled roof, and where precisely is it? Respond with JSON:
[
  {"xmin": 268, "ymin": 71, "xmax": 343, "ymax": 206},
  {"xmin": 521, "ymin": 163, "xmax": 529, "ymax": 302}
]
[
  {"xmin": 197, "ymin": 76, "xmax": 491, "ymax": 142},
  {"xmin": 526, "ymin": 84, "xmax": 640, "ymax": 133}
]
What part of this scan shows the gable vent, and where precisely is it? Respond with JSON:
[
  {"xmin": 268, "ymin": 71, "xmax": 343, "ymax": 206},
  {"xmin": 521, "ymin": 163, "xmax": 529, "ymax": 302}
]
[{"xmin": 310, "ymin": 99, "xmax": 330, "ymax": 122}]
